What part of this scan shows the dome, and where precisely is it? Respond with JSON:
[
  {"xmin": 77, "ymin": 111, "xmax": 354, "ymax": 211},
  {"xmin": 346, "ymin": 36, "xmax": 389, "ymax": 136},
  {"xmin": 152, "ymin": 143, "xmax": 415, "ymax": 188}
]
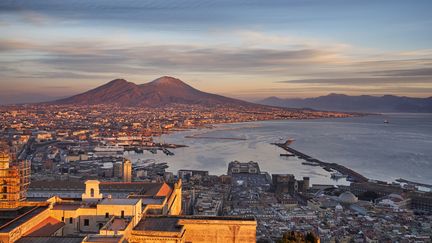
[{"xmin": 338, "ymin": 191, "xmax": 358, "ymax": 204}]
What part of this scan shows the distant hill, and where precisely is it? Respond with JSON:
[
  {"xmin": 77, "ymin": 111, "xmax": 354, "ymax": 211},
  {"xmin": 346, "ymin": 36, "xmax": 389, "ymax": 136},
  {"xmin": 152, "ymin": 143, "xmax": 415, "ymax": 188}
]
[
  {"xmin": 259, "ymin": 94, "xmax": 432, "ymax": 112},
  {"xmin": 51, "ymin": 76, "xmax": 259, "ymax": 107}
]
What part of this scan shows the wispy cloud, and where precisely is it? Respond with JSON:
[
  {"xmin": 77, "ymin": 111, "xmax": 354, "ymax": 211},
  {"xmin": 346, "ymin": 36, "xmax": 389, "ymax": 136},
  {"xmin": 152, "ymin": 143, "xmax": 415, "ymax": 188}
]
[
  {"xmin": 1, "ymin": 0, "xmax": 432, "ymax": 103},
  {"xmin": 278, "ymin": 77, "xmax": 431, "ymax": 85}
]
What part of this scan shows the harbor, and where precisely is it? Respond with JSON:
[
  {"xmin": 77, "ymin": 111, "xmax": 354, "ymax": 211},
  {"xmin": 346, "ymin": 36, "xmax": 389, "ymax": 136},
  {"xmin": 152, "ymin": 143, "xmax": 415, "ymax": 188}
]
[{"xmin": 272, "ymin": 140, "xmax": 369, "ymax": 183}]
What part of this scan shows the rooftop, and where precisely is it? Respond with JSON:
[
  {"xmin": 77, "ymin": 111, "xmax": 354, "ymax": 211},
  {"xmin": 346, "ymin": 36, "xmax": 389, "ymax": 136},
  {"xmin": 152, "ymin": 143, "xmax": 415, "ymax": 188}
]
[
  {"xmin": 16, "ymin": 237, "xmax": 84, "ymax": 243},
  {"xmin": 134, "ymin": 215, "xmax": 256, "ymax": 233},
  {"xmin": 29, "ymin": 180, "xmax": 171, "ymax": 197},
  {"xmin": 134, "ymin": 217, "xmax": 183, "ymax": 232},
  {"xmin": 25, "ymin": 217, "xmax": 65, "ymax": 237},
  {"xmin": 99, "ymin": 198, "xmax": 140, "ymax": 206},
  {"xmin": 83, "ymin": 235, "xmax": 123, "ymax": 242},
  {"xmin": 0, "ymin": 206, "xmax": 49, "ymax": 233}
]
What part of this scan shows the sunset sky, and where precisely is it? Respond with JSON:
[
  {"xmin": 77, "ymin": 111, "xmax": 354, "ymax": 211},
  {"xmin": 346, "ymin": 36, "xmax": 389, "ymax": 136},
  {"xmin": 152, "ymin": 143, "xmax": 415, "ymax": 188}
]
[{"xmin": 1, "ymin": 0, "xmax": 431, "ymax": 104}]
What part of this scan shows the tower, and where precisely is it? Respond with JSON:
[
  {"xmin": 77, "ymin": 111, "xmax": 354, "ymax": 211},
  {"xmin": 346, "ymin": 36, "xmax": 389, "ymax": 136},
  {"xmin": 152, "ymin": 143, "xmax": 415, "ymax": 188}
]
[
  {"xmin": 123, "ymin": 159, "xmax": 132, "ymax": 182},
  {"xmin": 82, "ymin": 180, "xmax": 103, "ymax": 201},
  {"xmin": 0, "ymin": 141, "xmax": 30, "ymax": 209}
]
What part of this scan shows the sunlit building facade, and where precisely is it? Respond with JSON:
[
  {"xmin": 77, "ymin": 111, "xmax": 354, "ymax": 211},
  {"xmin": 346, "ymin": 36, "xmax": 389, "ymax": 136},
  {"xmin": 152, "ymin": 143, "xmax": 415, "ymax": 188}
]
[{"xmin": 0, "ymin": 143, "xmax": 256, "ymax": 243}]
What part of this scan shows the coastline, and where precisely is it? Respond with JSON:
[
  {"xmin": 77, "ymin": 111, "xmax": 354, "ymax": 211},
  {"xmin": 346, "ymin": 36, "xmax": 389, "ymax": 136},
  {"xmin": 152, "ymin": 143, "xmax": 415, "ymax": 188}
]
[{"xmin": 141, "ymin": 113, "xmax": 432, "ymax": 186}]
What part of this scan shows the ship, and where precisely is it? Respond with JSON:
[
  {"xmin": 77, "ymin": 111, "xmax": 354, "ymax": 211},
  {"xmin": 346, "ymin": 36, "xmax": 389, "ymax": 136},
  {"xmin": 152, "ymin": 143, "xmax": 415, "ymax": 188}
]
[
  {"xmin": 302, "ymin": 162, "xmax": 320, "ymax": 166},
  {"xmin": 280, "ymin": 153, "xmax": 295, "ymax": 157},
  {"xmin": 331, "ymin": 172, "xmax": 348, "ymax": 179},
  {"xmin": 283, "ymin": 138, "xmax": 295, "ymax": 146},
  {"xmin": 384, "ymin": 120, "xmax": 389, "ymax": 124},
  {"xmin": 163, "ymin": 148, "xmax": 174, "ymax": 156}
]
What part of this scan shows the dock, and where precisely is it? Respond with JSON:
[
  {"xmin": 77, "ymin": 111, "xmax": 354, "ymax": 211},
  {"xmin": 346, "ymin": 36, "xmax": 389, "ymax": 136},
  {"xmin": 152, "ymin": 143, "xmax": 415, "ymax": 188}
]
[
  {"xmin": 272, "ymin": 141, "xmax": 368, "ymax": 183},
  {"xmin": 123, "ymin": 144, "xmax": 183, "ymax": 155},
  {"xmin": 396, "ymin": 178, "xmax": 432, "ymax": 189}
]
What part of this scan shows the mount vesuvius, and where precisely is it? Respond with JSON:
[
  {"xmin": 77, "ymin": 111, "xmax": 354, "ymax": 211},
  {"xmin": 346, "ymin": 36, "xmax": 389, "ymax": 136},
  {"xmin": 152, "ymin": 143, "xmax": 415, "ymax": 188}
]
[{"xmin": 51, "ymin": 76, "xmax": 257, "ymax": 107}]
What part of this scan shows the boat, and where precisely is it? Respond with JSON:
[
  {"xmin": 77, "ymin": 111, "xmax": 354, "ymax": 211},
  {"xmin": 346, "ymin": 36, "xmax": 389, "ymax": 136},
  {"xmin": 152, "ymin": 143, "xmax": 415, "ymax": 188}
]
[
  {"xmin": 134, "ymin": 147, "xmax": 144, "ymax": 153},
  {"xmin": 283, "ymin": 138, "xmax": 295, "ymax": 146},
  {"xmin": 302, "ymin": 162, "xmax": 320, "ymax": 166},
  {"xmin": 323, "ymin": 167, "xmax": 333, "ymax": 172},
  {"xmin": 149, "ymin": 149, "xmax": 157, "ymax": 154},
  {"xmin": 280, "ymin": 153, "xmax": 295, "ymax": 157},
  {"xmin": 331, "ymin": 172, "xmax": 347, "ymax": 179},
  {"xmin": 384, "ymin": 120, "xmax": 389, "ymax": 124},
  {"xmin": 163, "ymin": 148, "xmax": 174, "ymax": 156}
]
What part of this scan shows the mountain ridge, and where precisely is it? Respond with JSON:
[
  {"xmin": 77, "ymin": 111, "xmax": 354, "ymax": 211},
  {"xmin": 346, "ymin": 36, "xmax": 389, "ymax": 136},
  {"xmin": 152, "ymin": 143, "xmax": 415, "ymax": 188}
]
[
  {"xmin": 259, "ymin": 94, "xmax": 432, "ymax": 113},
  {"xmin": 51, "ymin": 76, "xmax": 259, "ymax": 107}
]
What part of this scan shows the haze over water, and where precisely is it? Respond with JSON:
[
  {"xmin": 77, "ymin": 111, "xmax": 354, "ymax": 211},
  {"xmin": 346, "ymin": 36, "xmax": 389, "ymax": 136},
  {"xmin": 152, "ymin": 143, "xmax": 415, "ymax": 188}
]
[{"xmin": 128, "ymin": 113, "xmax": 432, "ymax": 185}]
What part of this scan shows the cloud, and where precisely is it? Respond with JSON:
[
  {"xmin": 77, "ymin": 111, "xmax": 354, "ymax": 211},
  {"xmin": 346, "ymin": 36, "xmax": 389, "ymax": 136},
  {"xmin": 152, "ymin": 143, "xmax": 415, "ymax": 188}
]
[
  {"xmin": 0, "ymin": 38, "xmax": 347, "ymax": 78},
  {"xmin": 0, "ymin": 39, "xmax": 37, "ymax": 51},
  {"xmin": 278, "ymin": 77, "xmax": 432, "ymax": 85},
  {"xmin": 1, "ymin": 35, "xmax": 431, "ymax": 100},
  {"xmin": 374, "ymin": 67, "xmax": 432, "ymax": 77}
]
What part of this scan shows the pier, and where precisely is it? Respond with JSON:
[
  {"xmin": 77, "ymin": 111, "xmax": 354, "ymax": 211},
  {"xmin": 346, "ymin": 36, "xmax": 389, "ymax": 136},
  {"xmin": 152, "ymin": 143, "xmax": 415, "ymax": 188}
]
[
  {"xmin": 396, "ymin": 178, "xmax": 432, "ymax": 189},
  {"xmin": 272, "ymin": 141, "xmax": 368, "ymax": 183},
  {"xmin": 123, "ymin": 144, "xmax": 185, "ymax": 155}
]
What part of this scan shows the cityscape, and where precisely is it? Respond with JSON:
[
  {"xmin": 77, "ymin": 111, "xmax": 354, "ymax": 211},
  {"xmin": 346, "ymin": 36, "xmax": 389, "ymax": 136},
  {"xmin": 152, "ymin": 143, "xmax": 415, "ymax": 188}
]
[
  {"xmin": 0, "ymin": 80, "xmax": 431, "ymax": 242},
  {"xmin": 1, "ymin": 1, "xmax": 432, "ymax": 243}
]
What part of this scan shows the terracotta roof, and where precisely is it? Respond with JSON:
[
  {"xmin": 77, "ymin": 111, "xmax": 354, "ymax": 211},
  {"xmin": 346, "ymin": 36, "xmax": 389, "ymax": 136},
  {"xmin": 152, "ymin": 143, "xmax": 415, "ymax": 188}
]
[{"xmin": 155, "ymin": 183, "xmax": 172, "ymax": 197}]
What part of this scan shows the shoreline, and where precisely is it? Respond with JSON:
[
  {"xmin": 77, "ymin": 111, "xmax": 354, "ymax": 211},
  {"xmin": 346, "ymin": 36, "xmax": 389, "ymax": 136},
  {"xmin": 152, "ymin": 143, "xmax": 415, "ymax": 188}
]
[{"xmin": 147, "ymin": 113, "xmax": 431, "ymax": 187}]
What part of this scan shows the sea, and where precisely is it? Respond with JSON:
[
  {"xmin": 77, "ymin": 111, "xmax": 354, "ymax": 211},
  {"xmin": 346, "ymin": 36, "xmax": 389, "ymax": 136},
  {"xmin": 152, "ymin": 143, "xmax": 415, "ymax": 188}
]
[{"xmin": 126, "ymin": 113, "xmax": 432, "ymax": 186}]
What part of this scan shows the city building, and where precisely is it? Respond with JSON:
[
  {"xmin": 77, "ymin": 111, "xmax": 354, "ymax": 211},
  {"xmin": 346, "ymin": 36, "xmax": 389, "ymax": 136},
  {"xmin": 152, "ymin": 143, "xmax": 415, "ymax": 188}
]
[
  {"xmin": 0, "ymin": 142, "xmax": 30, "ymax": 209},
  {"xmin": 272, "ymin": 174, "xmax": 310, "ymax": 195},
  {"xmin": 123, "ymin": 159, "xmax": 132, "ymax": 182},
  {"xmin": 0, "ymin": 143, "xmax": 257, "ymax": 243},
  {"xmin": 228, "ymin": 161, "xmax": 260, "ymax": 175},
  {"xmin": 178, "ymin": 169, "xmax": 209, "ymax": 180},
  {"xmin": 113, "ymin": 162, "xmax": 123, "ymax": 178}
]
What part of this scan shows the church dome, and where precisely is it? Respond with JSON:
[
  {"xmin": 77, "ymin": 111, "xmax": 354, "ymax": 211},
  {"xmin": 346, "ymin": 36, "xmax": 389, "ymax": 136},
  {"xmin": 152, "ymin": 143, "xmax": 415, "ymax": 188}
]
[{"xmin": 338, "ymin": 191, "xmax": 358, "ymax": 204}]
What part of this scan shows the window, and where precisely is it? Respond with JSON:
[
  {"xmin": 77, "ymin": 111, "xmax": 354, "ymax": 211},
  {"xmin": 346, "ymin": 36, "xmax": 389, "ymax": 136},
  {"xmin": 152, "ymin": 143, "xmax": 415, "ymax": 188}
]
[
  {"xmin": 69, "ymin": 217, "xmax": 73, "ymax": 224},
  {"xmin": 105, "ymin": 212, "xmax": 109, "ymax": 218},
  {"xmin": 84, "ymin": 219, "xmax": 89, "ymax": 226},
  {"xmin": 90, "ymin": 188, "xmax": 94, "ymax": 197},
  {"xmin": 121, "ymin": 210, "xmax": 124, "ymax": 218},
  {"xmin": 61, "ymin": 217, "xmax": 64, "ymax": 222}
]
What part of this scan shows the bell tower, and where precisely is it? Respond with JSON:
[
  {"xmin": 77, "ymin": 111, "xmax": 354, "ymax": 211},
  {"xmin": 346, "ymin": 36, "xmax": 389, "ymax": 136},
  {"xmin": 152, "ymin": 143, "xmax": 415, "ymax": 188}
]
[
  {"xmin": 82, "ymin": 180, "xmax": 103, "ymax": 201},
  {"xmin": 0, "ymin": 141, "xmax": 30, "ymax": 209}
]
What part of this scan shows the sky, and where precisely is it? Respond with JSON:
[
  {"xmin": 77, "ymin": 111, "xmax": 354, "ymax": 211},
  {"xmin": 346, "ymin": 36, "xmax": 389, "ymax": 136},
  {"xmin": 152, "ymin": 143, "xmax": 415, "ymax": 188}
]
[{"xmin": 0, "ymin": 0, "xmax": 432, "ymax": 104}]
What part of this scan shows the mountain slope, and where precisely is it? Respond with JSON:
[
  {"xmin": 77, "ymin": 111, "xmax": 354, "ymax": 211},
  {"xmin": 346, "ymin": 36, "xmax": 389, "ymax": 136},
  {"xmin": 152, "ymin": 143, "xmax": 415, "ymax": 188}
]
[
  {"xmin": 52, "ymin": 76, "xmax": 258, "ymax": 107},
  {"xmin": 259, "ymin": 94, "xmax": 432, "ymax": 112}
]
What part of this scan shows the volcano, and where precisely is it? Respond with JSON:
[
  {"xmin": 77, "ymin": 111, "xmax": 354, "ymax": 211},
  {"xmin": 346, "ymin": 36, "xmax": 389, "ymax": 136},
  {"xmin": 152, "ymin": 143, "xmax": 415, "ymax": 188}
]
[{"xmin": 52, "ymin": 76, "xmax": 258, "ymax": 107}]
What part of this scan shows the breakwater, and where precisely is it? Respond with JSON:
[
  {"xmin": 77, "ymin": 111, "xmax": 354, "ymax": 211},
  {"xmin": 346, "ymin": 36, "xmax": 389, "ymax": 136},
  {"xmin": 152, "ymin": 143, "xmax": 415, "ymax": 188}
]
[{"xmin": 272, "ymin": 142, "xmax": 368, "ymax": 183}]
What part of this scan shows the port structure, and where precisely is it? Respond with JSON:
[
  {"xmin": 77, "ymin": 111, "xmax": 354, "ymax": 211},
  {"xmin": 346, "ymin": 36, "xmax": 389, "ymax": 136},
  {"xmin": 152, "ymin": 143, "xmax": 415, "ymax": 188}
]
[{"xmin": 272, "ymin": 140, "xmax": 368, "ymax": 183}]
